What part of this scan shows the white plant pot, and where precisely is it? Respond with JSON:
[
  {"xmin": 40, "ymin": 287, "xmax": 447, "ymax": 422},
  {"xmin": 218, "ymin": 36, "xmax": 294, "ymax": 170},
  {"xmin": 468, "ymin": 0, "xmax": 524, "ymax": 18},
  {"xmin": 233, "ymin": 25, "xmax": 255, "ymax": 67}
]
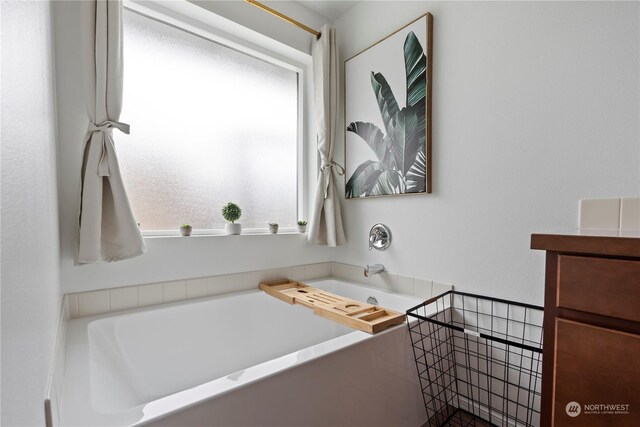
[
  {"xmin": 268, "ymin": 224, "xmax": 279, "ymax": 234},
  {"xmin": 225, "ymin": 223, "xmax": 241, "ymax": 235},
  {"xmin": 180, "ymin": 226, "xmax": 192, "ymax": 237},
  {"xmin": 297, "ymin": 225, "xmax": 307, "ymax": 233}
]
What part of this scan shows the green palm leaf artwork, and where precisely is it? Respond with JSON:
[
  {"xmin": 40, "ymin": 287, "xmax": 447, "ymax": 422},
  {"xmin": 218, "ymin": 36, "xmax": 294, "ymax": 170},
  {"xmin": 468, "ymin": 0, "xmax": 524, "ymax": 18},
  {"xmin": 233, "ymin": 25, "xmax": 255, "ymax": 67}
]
[{"xmin": 346, "ymin": 29, "xmax": 429, "ymax": 198}]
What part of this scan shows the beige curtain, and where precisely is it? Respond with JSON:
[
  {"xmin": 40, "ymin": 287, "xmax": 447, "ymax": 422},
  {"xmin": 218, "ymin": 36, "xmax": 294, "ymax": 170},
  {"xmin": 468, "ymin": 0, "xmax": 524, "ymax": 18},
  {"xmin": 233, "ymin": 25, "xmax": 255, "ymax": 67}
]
[
  {"xmin": 308, "ymin": 25, "xmax": 346, "ymax": 247},
  {"xmin": 77, "ymin": 0, "xmax": 145, "ymax": 263}
]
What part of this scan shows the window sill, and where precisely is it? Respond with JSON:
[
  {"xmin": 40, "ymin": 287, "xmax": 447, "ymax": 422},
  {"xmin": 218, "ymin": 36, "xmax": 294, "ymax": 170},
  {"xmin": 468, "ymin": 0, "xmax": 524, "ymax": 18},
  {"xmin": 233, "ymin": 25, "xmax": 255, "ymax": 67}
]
[{"xmin": 143, "ymin": 228, "xmax": 306, "ymax": 239}]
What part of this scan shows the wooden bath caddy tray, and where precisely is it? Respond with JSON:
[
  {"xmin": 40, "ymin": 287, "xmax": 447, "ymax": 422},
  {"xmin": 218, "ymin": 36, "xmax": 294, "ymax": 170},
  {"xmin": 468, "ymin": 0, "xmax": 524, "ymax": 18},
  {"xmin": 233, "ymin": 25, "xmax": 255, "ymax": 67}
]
[{"xmin": 259, "ymin": 279, "xmax": 406, "ymax": 334}]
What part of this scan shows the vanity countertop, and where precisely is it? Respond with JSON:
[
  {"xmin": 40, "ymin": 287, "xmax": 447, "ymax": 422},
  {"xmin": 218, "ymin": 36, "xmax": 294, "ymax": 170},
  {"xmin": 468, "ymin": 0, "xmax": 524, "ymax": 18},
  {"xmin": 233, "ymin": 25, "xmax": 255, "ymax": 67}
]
[{"xmin": 531, "ymin": 229, "xmax": 640, "ymax": 258}]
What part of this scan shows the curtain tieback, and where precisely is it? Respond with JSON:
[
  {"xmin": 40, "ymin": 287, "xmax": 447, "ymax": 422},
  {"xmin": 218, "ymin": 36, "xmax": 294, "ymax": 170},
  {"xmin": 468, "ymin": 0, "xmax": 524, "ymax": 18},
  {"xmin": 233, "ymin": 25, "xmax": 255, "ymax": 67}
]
[
  {"xmin": 320, "ymin": 159, "xmax": 345, "ymax": 198},
  {"xmin": 88, "ymin": 120, "xmax": 130, "ymax": 134},
  {"xmin": 85, "ymin": 120, "xmax": 130, "ymax": 177}
]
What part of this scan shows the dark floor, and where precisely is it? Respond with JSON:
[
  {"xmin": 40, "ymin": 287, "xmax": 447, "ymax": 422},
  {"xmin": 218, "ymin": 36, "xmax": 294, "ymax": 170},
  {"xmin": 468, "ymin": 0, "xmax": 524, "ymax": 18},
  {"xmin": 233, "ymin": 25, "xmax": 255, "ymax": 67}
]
[{"xmin": 420, "ymin": 406, "xmax": 494, "ymax": 427}]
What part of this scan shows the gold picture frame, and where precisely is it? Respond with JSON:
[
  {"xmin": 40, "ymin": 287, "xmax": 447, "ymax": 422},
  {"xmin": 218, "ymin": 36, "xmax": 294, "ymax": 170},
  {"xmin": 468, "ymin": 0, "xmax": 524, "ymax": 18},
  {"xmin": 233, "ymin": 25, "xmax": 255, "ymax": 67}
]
[{"xmin": 344, "ymin": 13, "xmax": 433, "ymax": 199}]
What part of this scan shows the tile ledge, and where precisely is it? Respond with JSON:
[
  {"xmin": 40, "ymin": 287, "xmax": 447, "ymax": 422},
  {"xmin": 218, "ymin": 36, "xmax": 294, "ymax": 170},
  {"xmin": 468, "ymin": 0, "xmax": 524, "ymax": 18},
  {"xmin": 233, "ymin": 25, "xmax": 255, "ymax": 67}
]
[{"xmin": 143, "ymin": 229, "xmax": 307, "ymax": 239}]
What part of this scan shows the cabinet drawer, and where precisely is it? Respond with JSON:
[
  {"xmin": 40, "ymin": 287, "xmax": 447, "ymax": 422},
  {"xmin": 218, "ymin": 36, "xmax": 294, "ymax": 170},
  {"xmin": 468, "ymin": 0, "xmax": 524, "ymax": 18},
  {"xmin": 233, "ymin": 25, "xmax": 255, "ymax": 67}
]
[
  {"xmin": 558, "ymin": 255, "xmax": 640, "ymax": 322},
  {"xmin": 554, "ymin": 319, "xmax": 640, "ymax": 426}
]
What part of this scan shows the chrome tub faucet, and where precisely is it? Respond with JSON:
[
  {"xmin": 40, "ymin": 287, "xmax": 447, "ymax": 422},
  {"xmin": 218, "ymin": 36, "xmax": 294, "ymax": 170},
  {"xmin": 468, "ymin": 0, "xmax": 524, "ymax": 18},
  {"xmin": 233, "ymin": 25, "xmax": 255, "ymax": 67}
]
[{"xmin": 364, "ymin": 264, "xmax": 385, "ymax": 277}]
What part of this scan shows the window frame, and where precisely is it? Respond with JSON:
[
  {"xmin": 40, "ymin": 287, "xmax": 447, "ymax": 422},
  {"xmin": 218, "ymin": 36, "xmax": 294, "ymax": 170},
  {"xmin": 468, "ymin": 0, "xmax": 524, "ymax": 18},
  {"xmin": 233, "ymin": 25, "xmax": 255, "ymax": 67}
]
[{"xmin": 122, "ymin": 0, "xmax": 308, "ymax": 236}]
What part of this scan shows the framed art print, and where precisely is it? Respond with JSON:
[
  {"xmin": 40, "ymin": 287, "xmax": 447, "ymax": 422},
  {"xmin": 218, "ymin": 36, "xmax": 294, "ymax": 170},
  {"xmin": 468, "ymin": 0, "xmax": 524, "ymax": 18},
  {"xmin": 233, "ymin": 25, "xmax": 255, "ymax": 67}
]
[{"xmin": 344, "ymin": 13, "xmax": 433, "ymax": 198}]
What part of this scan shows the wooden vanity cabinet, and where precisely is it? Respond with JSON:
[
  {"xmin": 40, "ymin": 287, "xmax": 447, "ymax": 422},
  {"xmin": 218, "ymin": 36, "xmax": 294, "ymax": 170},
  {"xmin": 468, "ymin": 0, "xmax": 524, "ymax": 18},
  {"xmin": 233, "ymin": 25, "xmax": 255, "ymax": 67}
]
[{"xmin": 531, "ymin": 232, "xmax": 640, "ymax": 427}]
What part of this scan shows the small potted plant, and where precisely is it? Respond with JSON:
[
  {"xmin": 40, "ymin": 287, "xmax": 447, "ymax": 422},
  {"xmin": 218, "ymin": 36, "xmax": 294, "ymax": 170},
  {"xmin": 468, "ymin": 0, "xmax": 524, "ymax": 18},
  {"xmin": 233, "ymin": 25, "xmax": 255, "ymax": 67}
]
[
  {"xmin": 297, "ymin": 220, "xmax": 307, "ymax": 233},
  {"xmin": 180, "ymin": 223, "xmax": 192, "ymax": 237},
  {"xmin": 222, "ymin": 202, "xmax": 242, "ymax": 235},
  {"xmin": 268, "ymin": 223, "xmax": 279, "ymax": 234}
]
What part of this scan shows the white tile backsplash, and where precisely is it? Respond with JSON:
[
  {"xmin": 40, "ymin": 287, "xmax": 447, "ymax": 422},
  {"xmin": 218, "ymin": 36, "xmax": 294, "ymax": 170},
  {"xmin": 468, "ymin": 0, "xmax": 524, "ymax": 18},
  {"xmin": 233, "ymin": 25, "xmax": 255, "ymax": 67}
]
[
  {"xmin": 306, "ymin": 262, "xmax": 332, "ymax": 280},
  {"xmin": 68, "ymin": 262, "xmax": 454, "ymax": 318},
  {"xmin": 329, "ymin": 264, "xmax": 450, "ymax": 301},
  {"xmin": 276, "ymin": 267, "xmax": 292, "ymax": 281},
  {"xmin": 109, "ymin": 287, "xmax": 138, "ymax": 312},
  {"xmin": 578, "ymin": 197, "xmax": 640, "ymax": 231},
  {"xmin": 209, "ymin": 273, "xmax": 244, "ymax": 296},
  {"xmin": 397, "ymin": 275, "xmax": 414, "ymax": 295},
  {"xmin": 68, "ymin": 294, "xmax": 78, "ymax": 319},
  {"xmin": 186, "ymin": 278, "xmax": 208, "ymax": 299},
  {"xmin": 207, "ymin": 275, "xmax": 225, "ymax": 296},
  {"xmin": 579, "ymin": 198, "xmax": 621, "ymax": 229},
  {"xmin": 226, "ymin": 272, "xmax": 247, "ymax": 291},
  {"xmin": 332, "ymin": 262, "xmax": 364, "ymax": 284},
  {"xmin": 620, "ymin": 198, "xmax": 640, "ymax": 230},
  {"xmin": 138, "ymin": 283, "xmax": 163, "ymax": 307},
  {"xmin": 413, "ymin": 279, "xmax": 433, "ymax": 299},
  {"xmin": 289, "ymin": 263, "xmax": 333, "ymax": 281},
  {"xmin": 259, "ymin": 269, "xmax": 279, "ymax": 282},
  {"xmin": 62, "ymin": 295, "xmax": 70, "ymax": 321},
  {"xmin": 331, "ymin": 262, "xmax": 350, "ymax": 281},
  {"xmin": 290, "ymin": 265, "xmax": 306, "ymax": 281},
  {"xmin": 378, "ymin": 272, "xmax": 398, "ymax": 292},
  {"xmin": 77, "ymin": 290, "xmax": 109, "ymax": 317},
  {"xmin": 432, "ymin": 281, "xmax": 454, "ymax": 296},
  {"xmin": 208, "ymin": 275, "xmax": 230, "ymax": 296},
  {"xmin": 163, "ymin": 281, "xmax": 187, "ymax": 302},
  {"xmin": 243, "ymin": 271, "xmax": 261, "ymax": 290}
]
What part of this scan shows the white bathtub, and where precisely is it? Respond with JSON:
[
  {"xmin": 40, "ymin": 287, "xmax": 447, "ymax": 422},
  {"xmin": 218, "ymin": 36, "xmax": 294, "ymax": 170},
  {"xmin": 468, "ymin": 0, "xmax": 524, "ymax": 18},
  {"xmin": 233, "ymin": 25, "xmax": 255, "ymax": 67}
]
[{"xmin": 61, "ymin": 278, "xmax": 426, "ymax": 426}]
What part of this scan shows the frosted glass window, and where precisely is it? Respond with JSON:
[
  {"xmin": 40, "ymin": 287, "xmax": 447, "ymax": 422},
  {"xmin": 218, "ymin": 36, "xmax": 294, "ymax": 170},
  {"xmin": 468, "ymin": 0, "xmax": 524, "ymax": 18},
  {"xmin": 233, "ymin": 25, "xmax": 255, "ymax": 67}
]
[{"xmin": 118, "ymin": 10, "xmax": 298, "ymax": 231}]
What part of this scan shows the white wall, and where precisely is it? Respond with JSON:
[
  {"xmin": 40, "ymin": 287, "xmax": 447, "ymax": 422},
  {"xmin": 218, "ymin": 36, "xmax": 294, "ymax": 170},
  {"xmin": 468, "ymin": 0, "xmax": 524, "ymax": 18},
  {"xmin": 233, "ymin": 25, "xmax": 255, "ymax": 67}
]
[
  {"xmin": 334, "ymin": 1, "xmax": 640, "ymax": 305},
  {"xmin": 52, "ymin": 0, "xmax": 640, "ymax": 303},
  {"xmin": 52, "ymin": 1, "xmax": 336, "ymax": 294},
  {"xmin": 1, "ymin": 1, "xmax": 62, "ymax": 425}
]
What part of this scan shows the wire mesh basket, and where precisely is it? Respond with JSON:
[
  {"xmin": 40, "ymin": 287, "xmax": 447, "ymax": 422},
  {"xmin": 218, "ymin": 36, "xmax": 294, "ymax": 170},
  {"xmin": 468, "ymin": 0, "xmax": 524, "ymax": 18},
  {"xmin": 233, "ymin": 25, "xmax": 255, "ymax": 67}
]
[{"xmin": 407, "ymin": 291, "xmax": 544, "ymax": 427}]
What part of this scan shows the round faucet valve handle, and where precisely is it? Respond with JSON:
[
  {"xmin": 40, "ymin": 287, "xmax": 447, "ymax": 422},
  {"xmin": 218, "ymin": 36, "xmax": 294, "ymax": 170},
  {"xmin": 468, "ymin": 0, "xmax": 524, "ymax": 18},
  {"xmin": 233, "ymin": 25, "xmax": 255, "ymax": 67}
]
[{"xmin": 368, "ymin": 224, "xmax": 392, "ymax": 251}]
